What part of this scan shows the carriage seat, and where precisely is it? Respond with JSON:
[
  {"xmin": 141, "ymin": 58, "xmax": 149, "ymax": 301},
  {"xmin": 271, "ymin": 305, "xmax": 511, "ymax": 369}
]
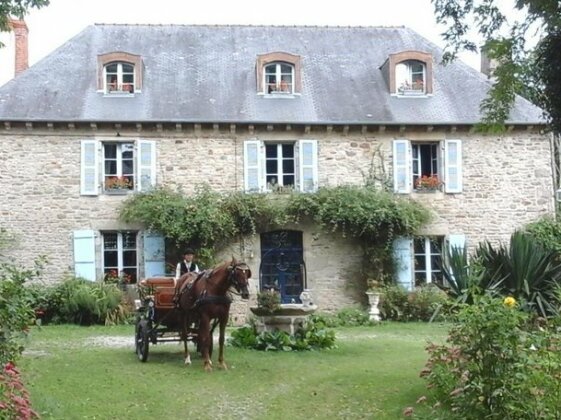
[{"xmin": 139, "ymin": 277, "xmax": 177, "ymax": 307}]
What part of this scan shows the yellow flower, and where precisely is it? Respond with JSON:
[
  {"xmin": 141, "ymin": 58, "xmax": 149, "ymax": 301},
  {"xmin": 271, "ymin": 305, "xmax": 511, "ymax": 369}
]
[{"xmin": 503, "ymin": 296, "xmax": 517, "ymax": 308}]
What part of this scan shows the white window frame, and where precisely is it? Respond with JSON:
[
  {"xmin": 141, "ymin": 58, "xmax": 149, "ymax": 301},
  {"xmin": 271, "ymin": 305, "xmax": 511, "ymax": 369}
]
[
  {"xmin": 102, "ymin": 231, "xmax": 139, "ymax": 284},
  {"xmin": 80, "ymin": 138, "xmax": 156, "ymax": 196},
  {"xmin": 414, "ymin": 237, "xmax": 443, "ymax": 286},
  {"xmin": 264, "ymin": 62, "xmax": 294, "ymax": 94},
  {"xmin": 265, "ymin": 143, "xmax": 296, "ymax": 191},
  {"xmin": 393, "ymin": 139, "xmax": 462, "ymax": 194},
  {"xmin": 104, "ymin": 62, "xmax": 135, "ymax": 94},
  {"xmin": 396, "ymin": 60, "xmax": 426, "ymax": 95},
  {"xmin": 103, "ymin": 142, "xmax": 135, "ymax": 192},
  {"xmin": 244, "ymin": 140, "xmax": 318, "ymax": 193}
]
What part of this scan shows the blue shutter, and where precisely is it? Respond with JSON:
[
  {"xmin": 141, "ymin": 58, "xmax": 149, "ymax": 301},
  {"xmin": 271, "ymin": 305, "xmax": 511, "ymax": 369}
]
[
  {"xmin": 393, "ymin": 237, "xmax": 413, "ymax": 291},
  {"xmin": 73, "ymin": 230, "xmax": 96, "ymax": 281},
  {"xmin": 445, "ymin": 140, "xmax": 462, "ymax": 193},
  {"xmin": 144, "ymin": 232, "xmax": 166, "ymax": 277},
  {"xmin": 137, "ymin": 140, "xmax": 156, "ymax": 192},
  {"xmin": 447, "ymin": 234, "xmax": 466, "ymax": 252},
  {"xmin": 80, "ymin": 140, "xmax": 99, "ymax": 195},
  {"xmin": 393, "ymin": 140, "xmax": 411, "ymax": 193}
]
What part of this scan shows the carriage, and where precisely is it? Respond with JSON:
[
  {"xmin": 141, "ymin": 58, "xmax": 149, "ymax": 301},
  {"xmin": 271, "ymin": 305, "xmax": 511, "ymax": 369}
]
[
  {"xmin": 134, "ymin": 259, "xmax": 251, "ymax": 370},
  {"xmin": 134, "ymin": 276, "xmax": 200, "ymax": 362}
]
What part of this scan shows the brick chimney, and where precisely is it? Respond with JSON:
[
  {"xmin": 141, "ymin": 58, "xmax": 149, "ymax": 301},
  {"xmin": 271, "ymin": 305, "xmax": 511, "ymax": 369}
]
[
  {"xmin": 480, "ymin": 44, "xmax": 499, "ymax": 80},
  {"xmin": 8, "ymin": 19, "xmax": 29, "ymax": 76}
]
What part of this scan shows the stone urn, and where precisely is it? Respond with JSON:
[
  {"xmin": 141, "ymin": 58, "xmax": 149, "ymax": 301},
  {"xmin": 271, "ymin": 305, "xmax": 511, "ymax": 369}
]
[{"xmin": 365, "ymin": 291, "xmax": 381, "ymax": 322}]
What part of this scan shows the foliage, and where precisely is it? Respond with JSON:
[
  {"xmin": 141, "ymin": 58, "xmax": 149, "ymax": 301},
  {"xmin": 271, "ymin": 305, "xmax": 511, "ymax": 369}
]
[
  {"xmin": 256, "ymin": 289, "xmax": 281, "ymax": 313},
  {"xmin": 229, "ymin": 318, "xmax": 336, "ymax": 351},
  {"xmin": 0, "ymin": 258, "xmax": 44, "ymax": 365},
  {"xmin": 0, "ymin": 362, "xmax": 38, "ymax": 420},
  {"xmin": 378, "ymin": 284, "xmax": 450, "ymax": 322},
  {"xmin": 0, "ymin": 0, "xmax": 49, "ymax": 35},
  {"xmin": 432, "ymin": 0, "xmax": 561, "ymax": 133},
  {"xmin": 311, "ymin": 307, "xmax": 372, "ymax": 327},
  {"xmin": 525, "ymin": 216, "xmax": 561, "ymax": 255},
  {"xmin": 414, "ymin": 175, "xmax": 442, "ymax": 191},
  {"xmin": 417, "ymin": 296, "xmax": 561, "ymax": 419},
  {"xmin": 476, "ymin": 231, "xmax": 561, "ymax": 316},
  {"xmin": 120, "ymin": 184, "xmax": 430, "ymax": 272},
  {"xmin": 41, "ymin": 277, "xmax": 124, "ymax": 325}
]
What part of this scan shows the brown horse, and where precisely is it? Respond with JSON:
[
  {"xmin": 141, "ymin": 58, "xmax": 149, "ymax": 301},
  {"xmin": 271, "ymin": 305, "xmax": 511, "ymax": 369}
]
[{"xmin": 177, "ymin": 257, "xmax": 251, "ymax": 371}]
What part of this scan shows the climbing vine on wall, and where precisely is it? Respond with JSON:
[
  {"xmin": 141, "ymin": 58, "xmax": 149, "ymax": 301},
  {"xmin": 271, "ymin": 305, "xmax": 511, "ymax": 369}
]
[{"xmin": 119, "ymin": 184, "xmax": 431, "ymax": 270}]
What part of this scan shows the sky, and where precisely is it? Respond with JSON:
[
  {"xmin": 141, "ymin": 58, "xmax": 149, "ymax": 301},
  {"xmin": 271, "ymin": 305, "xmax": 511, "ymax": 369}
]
[{"xmin": 0, "ymin": 0, "xmax": 521, "ymax": 86}]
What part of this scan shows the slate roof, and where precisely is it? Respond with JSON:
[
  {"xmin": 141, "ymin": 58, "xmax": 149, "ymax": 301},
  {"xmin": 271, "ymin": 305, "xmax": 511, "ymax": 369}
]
[{"xmin": 0, "ymin": 24, "xmax": 545, "ymax": 125}]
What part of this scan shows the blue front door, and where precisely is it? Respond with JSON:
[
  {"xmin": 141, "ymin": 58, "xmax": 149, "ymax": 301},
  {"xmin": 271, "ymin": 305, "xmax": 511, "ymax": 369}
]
[{"xmin": 260, "ymin": 230, "xmax": 304, "ymax": 303}]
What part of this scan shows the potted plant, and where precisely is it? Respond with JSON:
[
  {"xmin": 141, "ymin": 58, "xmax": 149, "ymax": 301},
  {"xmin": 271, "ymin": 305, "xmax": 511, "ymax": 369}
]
[
  {"xmin": 105, "ymin": 176, "xmax": 132, "ymax": 193},
  {"xmin": 414, "ymin": 175, "xmax": 442, "ymax": 192}
]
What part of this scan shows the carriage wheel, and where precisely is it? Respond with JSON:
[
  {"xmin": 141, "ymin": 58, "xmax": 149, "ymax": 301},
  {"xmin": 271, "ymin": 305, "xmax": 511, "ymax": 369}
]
[{"xmin": 136, "ymin": 319, "xmax": 150, "ymax": 362}]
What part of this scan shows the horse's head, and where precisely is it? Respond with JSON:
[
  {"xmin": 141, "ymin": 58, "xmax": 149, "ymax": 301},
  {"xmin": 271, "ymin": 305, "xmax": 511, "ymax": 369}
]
[{"xmin": 228, "ymin": 260, "xmax": 251, "ymax": 300}]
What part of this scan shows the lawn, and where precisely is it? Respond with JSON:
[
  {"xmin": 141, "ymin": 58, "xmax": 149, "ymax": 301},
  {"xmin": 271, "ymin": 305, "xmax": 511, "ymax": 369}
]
[{"xmin": 20, "ymin": 322, "xmax": 448, "ymax": 419}]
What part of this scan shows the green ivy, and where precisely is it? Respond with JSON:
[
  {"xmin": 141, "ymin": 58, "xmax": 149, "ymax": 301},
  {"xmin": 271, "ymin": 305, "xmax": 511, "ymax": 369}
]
[{"xmin": 119, "ymin": 184, "xmax": 430, "ymax": 272}]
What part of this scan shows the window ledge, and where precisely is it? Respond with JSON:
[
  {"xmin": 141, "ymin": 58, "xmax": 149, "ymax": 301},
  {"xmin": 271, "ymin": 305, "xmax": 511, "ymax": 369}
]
[
  {"xmin": 391, "ymin": 93, "xmax": 432, "ymax": 99},
  {"xmin": 411, "ymin": 190, "xmax": 445, "ymax": 201},
  {"xmin": 258, "ymin": 92, "xmax": 301, "ymax": 99},
  {"xmin": 104, "ymin": 189, "xmax": 133, "ymax": 195}
]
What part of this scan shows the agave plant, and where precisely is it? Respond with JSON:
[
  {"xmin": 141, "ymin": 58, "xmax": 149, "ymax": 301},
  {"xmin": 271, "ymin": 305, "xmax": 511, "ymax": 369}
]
[
  {"xmin": 438, "ymin": 245, "xmax": 501, "ymax": 304},
  {"xmin": 477, "ymin": 231, "xmax": 561, "ymax": 317}
]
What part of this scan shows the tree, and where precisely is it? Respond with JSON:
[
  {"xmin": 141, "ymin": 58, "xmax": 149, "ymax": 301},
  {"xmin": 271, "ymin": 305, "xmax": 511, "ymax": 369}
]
[
  {"xmin": 0, "ymin": 0, "xmax": 49, "ymax": 38},
  {"xmin": 432, "ymin": 0, "xmax": 561, "ymax": 134}
]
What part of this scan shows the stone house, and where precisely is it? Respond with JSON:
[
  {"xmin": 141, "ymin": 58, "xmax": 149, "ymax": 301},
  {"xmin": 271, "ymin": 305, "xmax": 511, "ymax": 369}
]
[{"xmin": 0, "ymin": 23, "xmax": 552, "ymax": 316}]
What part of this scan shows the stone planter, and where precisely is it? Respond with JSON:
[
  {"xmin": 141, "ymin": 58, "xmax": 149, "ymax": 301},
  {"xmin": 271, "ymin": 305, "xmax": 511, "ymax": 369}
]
[
  {"xmin": 366, "ymin": 291, "xmax": 381, "ymax": 322},
  {"xmin": 250, "ymin": 303, "xmax": 318, "ymax": 335}
]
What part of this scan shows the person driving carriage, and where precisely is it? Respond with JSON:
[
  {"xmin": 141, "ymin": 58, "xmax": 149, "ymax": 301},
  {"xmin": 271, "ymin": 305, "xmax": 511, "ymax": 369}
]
[{"xmin": 175, "ymin": 248, "xmax": 200, "ymax": 280}]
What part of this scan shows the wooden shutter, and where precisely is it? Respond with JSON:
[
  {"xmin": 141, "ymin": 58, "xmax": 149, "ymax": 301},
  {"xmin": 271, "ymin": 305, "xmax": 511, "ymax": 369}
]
[
  {"xmin": 393, "ymin": 140, "xmax": 411, "ymax": 193},
  {"xmin": 298, "ymin": 139, "xmax": 318, "ymax": 192},
  {"xmin": 80, "ymin": 140, "xmax": 99, "ymax": 196},
  {"xmin": 143, "ymin": 232, "xmax": 166, "ymax": 277},
  {"xmin": 393, "ymin": 237, "xmax": 413, "ymax": 291},
  {"xmin": 447, "ymin": 234, "xmax": 466, "ymax": 252},
  {"xmin": 73, "ymin": 230, "xmax": 96, "ymax": 281},
  {"xmin": 244, "ymin": 140, "xmax": 263, "ymax": 192},
  {"xmin": 137, "ymin": 140, "xmax": 156, "ymax": 192},
  {"xmin": 445, "ymin": 140, "xmax": 462, "ymax": 193}
]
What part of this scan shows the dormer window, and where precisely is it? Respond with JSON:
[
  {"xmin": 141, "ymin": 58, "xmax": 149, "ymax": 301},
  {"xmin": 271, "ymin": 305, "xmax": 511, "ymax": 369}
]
[
  {"xmin": 97, "ymin": 52, "xmax": 143, "ymax": 95},
  {"xmin": 256, "ymin": 52, "xmax": 302, "ymax": 96},
  {"xmin": 265, "ymin": 63, "xmax": 294, "ymax": 94},
  {"xmin": 380, "ymin": 51, "xmax": 433, "ymax": 96},
  {"xmin": 396, "ymin": 60, "xmax": 425, "ymax": 95},
  {"xmin": 105, "ymin": 62, "xmax": 135, "ymax": 94}
]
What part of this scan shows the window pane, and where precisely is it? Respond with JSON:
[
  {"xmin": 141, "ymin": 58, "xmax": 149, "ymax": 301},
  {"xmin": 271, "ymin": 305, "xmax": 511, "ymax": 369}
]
[
  {"xmin": 106, "ymin": 63, "xmax": 118, "ymax": 73},
  {"xmin": 122, "ymin": 268, "xmax": 137, "ymax": 284},
  {"xmin": 283, "ymin": 159, "xmax": 294, "ymax": 173},
  {"xmin": 266, "ymin": 175, "xmax": 278, "ymax": 186},
  {"xmin": 411, "ymin": 62, "xmax": 424, "ymax": 73},
  {"xmin": 103, "ymin": 233, "xmax": 118, "ymax": 249},
  {"xmin": 265, "ymin": 64, "xmax": 276, "ymax": 73},
  {"xmin": 280, "ymin": 64, "xmax": 292, "ymax": 73},
  {"xmin": 105, "ymin": 161, "xmax": 117, "ymax": 175},
  {"xmin": 413, "ymin": 238, "xmax": 425, "ymax": 253},
  {"xmin": 265, "ymin": 144, "xmax": 278, "ymax": 158},
  {"xmin": 283, "ymin": 175, "xmax": 295, "ymax": 186},
  {"xmin": 122, "ymin": 64, "xmax": 134, "ymax": 73},
  {"xmin": 122, "ymin": 74, "xmax": 134, "ymax": 83},
  {"xmin": 122, "ymin": 232, "xmax": 137, "ymax": 249},
  {"xmin": 104, "ymin": 144, "xmax": 117, "ymax": 159},
  {"xmin": 282, "ymin": 144, "xmax": 294, "ymax": 158},
  {"xmin": 104, "ymin": 251, "xmax": 118, "ymax": 267},
  {"xmin": 122, "ymin": 148, "xmax": 133, "ymax": 159},
  {"xmin": 430, "ymin": 239, "xmax": 441, "ymax": 253},
  {"xmin": 266, "ymin": 160, "xmax": 278, "ymax": 174},
  {"xmin": 414, "ymin": 255, "xmax": 426, "ymax": 270},
  {"xmin": 123, "ymin": 250, "xmax": 137, "ymax": 266}
]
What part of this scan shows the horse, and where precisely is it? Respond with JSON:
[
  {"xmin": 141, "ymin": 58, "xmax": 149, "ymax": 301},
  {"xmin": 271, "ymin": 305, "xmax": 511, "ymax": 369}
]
[{"xmin": 176, "ymin": 257, "xmax": 251, "ymax": 372}]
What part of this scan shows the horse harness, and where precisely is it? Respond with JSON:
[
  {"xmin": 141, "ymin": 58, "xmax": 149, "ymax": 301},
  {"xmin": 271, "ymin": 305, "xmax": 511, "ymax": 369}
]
[{"xmin": 175, "ymin": 263, "xmax": 249, "ymax": 309}]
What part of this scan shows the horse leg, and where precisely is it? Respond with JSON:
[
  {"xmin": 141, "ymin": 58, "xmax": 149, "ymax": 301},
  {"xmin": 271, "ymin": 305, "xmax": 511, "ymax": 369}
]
[
  {"xmin": 182, "ymin": 313, "xmax": 191, "ymax": 366},
  {"xmin": 217, "ymin": 314, "xmax": 228, "ymax": 370},
  {"xmin": 199, "ymin": 314, "xmax": 212, "ymax": 372}
]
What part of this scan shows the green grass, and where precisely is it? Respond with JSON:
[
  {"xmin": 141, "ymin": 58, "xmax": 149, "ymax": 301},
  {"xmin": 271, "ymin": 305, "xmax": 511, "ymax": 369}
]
[{"xmin": 20, "ymin": 322, "xmax": 448, "ymax": 419}]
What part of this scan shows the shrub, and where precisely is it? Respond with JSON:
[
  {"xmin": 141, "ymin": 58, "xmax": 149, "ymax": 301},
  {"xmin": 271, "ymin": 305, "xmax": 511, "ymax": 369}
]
[
  {"xmin": 229, "ymin": 318, "xmax": 336, "ymax": 351},
  {"xmin": 378, "ymin": 284, "xmax": 451, "ymax": 322},
  {"xmin": 418, "ymin": 296, "xmax": 561, "ymax": 419},
  {"xmin": 0, "ymin": 362, "xmax": 38, "ymax": 420},
  {"xmin": 46, "ymin": 277, "xmax": 123, "ymax": 325},
  {"xmin": 256, "ymin": 289, "xmax": 281, "ymax": 313},
  {"xmin": 311, "ymin": 308, "xmax": 372, "ymax": 327},
  {"xmin": 0, "ymin": 259, "xmax": 44, "ymax": 365}
]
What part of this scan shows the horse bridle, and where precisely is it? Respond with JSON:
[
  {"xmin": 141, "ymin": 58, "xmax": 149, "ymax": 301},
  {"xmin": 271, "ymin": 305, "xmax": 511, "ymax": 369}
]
[{"xmin": 227, "ymin": 263, "xmax": 250, "ymax": 292}]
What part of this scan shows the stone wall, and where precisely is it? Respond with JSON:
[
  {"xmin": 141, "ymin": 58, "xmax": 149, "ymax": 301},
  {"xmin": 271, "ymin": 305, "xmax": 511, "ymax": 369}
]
[{"xmin": 0, "ymin": 125, "xmax": 554, "ymax": 317}]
